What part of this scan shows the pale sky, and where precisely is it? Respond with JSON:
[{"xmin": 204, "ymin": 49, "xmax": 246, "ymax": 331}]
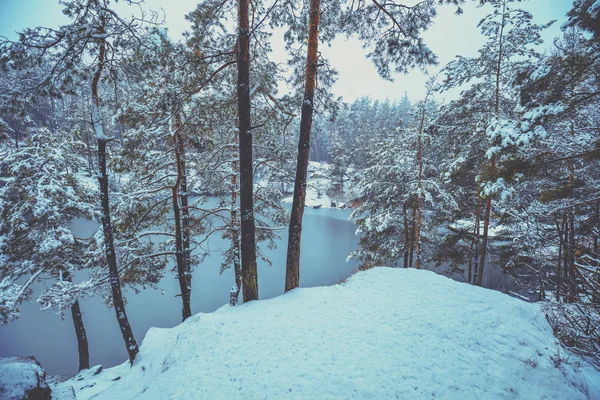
[{"xmin": 0, "ymin": 0, "xmax": 574, "ymax": 102}]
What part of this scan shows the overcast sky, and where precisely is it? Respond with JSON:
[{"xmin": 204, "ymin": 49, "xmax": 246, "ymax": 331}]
[{"xmin": 0, "ymin": 0, "xmax": 574, "ymax": 102}]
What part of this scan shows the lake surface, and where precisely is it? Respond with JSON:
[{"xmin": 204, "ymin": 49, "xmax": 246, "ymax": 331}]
[{"xmin": 0, "ymin": 207, "xmax": 359, "ymax": 376}]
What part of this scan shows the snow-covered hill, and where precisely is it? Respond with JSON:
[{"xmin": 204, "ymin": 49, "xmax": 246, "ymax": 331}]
[{"xmin": 57, "ymin": 268, "xmax": 597, "ymax": 399}]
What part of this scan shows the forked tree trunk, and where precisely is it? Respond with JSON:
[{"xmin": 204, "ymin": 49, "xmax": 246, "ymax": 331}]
[
  {"xmin": 237, "ymin": 0, "xmax": 259, "ymax": 302},
  {"xmin": 92, "ymin": 13, "xmax": 138, "ymax": 364},
  {"xmin": 172, "ymin": 113, "xmax": 192, "ymax": 321},
  {"xmin": 285, "ymin": 0, "xmax": 321, "ymax": 292}
]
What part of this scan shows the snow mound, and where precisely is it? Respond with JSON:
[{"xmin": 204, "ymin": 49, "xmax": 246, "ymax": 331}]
[{"xmin": 61, "ymin": 268, "xmax": 596, "ymax": 399}]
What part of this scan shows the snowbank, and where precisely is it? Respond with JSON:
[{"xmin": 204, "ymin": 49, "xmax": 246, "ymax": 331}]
[
  {"xmin": 59, "ymin": 268, "xmax": 596, "ymax": 399},
  {"xmin": 0, "ymin": 356, "xmax": 52, "ymax": 400}
]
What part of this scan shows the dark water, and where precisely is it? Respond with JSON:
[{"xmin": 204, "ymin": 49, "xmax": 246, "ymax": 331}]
[{"xmin": 0, "ymin": 207, "xmax": 359, "ymax": 376}]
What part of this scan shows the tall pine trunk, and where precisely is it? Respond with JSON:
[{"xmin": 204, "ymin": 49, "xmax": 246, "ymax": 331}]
[
  {"xmin": 285, "ymin": 0, "xmax": 321, "ymax": 292},
  {"xmin": 403, "ymin": 202, "xmax": 409, "ymax": 268},
  {"xmin": 230, "ymin": 131, "xmax": 242, "ymax": 306},
  {"xmin": 172, "ymin": 113, "xmax": 192, "ymax": 321},
  {"xmin": 476, "ymin": 1, "xmax": 506, "ymax": 287},
  {"xmin": 92, "ymin": 15, "xmax": 138, "ymax": 364},
  {"xmin": 237, "ymin": 0, "xmax": 259, "ymax": 302},
  {"xmin": 414, "ymin": 101, "xmax": 426, "ymax": 270}
]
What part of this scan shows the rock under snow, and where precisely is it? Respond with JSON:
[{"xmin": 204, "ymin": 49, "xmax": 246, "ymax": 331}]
[
  {"xmin": 0, "ymin": 356, "xmax": 52, "ymax": 400},
  {"xmin": 59, "ymin": 268, "xmax": 597, "ymax": 399}
]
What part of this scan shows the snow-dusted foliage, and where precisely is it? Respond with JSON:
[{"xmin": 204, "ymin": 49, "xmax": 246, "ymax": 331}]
[{"xmin": 0, "ymin": 128, "xmax": 96, "ymax": 322}]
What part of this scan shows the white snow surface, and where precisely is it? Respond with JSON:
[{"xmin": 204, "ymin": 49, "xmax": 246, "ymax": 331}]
[{"xmin": 59, "ymin": 268, "xmax": 597, "ymax": 400}]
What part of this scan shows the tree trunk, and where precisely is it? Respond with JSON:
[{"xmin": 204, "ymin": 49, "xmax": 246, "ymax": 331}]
[
  {"xmin": 172, "ymin": 113, "xmax": 192, "ymax": 321},
  {"xmin": 70, "ymin": 299, "xmax": 90, "ymax": 371},
  {"xmin": 230, "ymin": 131, "xmax": 242, "ymax": 306},
  {"xmin": 403, "ymin": 202, "xmax": 409, "ymax": 268},
  {"xmin": 97, "ymin": 139, "xmax": 139, "ymax": 364},
  {"xmin": 285, "ymin": 0, "xmax": 321, "ymax": 292},
  {"xmin": 237, "ymin": 0, "xmax": 259, "ymax": 302},
  {"xmin": 472, "ymin": 200, "xmax": 482, "ymax": 285},
  {"xmin": 567, "ymin": 121, "xmax": 577, "ymax": 301},
  {"xmin": 64, "ymin": 272, "xmax": 89, "ymax": 371},
  {"xmin": 475, "ymin": 185, "xmax": 493, "ymax": 287},
  {"xmin": 476, "ymin": 1, "xmax": 506, "ymax": 287},
  {"xmin": 414, "ymin": 102, "xmax": 426, "ymax": 270},
  {"xmin": 409, "ymin": 204, "xmax": 416, "ymax": 269},
  {"xmin": 555, "ymin": 215, "xmax": 564, "ymax": 301},
  {"xmin": 92, "ymin": 17, "xmax": 138, "ymax": 364}
]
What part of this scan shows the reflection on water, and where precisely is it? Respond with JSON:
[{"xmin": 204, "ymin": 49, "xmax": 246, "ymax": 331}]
[{"xmin": 0, "ymin": 206, "xmax": 359, "ymax": 375}]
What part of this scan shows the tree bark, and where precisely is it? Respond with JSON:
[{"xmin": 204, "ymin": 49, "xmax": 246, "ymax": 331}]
[
  {"xmin": 172, "ymin": 113, "xmax": 192, "ymax": 321},
  {"xmin": 409, "ymin": 204, "xmax": 416, "ymax": 269},
  {"xmin": 403, "ymin": 202, "xmax": 409, "ymax": 268},
  {"xmin": 472, "ymin": 200, "xmax": 482, "ymax": 285},
  {"xmin": 285, "ymin": 0, "xmax": 321, "ymax": 292},
  {"xmin": 92, "ymin": 14, "xmax": 138, "ymax": 364},
  {"xmin": 70, "ymin": 299, "xmax": 90, "ymax": 371},
  {"xmin": 64, "ymin": 272, "xmax": 89, "ymax": 371},
  {"xmin": 414, "ymin": 101, "xmax": 426, "ymax": 270},
  {"xmin": 237, "ymin": 0, "xmax": 259, "ymax": 302},
  {"xmin": 230, "ymin": 131, "xmax": 242, "ymax": 306},
  {"xmin": 476, "ymin": 1, "xmax": 506, "ymax": 287}
]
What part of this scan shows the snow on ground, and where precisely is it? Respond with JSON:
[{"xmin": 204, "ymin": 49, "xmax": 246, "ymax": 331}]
[
  {"xmin": 57, "ymin": 267, "xmax": 598, "ymax": 400},
  {"xmin": 282, "ymin": 161, "xmax": 357, "ymax": 209}
]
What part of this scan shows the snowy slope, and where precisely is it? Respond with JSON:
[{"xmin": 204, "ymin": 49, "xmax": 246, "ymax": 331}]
[{"xmin": 58, "ymin": 268, "xmax": 596, "ymax": 400}]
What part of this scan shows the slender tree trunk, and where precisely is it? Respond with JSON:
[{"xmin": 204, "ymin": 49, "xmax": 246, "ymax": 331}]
[
  {"xmin": 64, "ymin": 272, "xmax": 89, "ymax": 371},
  {"xmin": 476, "ymin": 187, "xmax": 493, "ymax": 287},
  {"xmin": 172, "ymin": 114, "xmax": 192, "ymax": 321},
  {"xmin": 403, "ymin": 202, "xmax": 409, "ymax": 268},
  {"xmin": 97, "ymin": 139, "xmax": 139, "ymax": 364},
  {"xmin": 555, "ymin": 216, "xmax": 564, "ymax": 301},
  {"xmin": 472, "ymin": 200, "xmax": 482, "ymax": 285},
  {"xmin": 476, "ymin": 1, "xmax": 506, "ymax": 287},
  {"xmin": 285, "ymin": 0, "xmax": 321, "ymax": 292},
  {"xmin": 230, "ymin": 131, "xmax": 242, "ymax": 306},
  {"xmin": 468, "ymin": 206, "xmax": 480, "ymax": 284},
  {"xmin": 91, "ymin": 17, "xmax": 138, "ymax": 364},
  {"xmin": 568, "ymin": 122, "xmax": 577, "ymax": 301},
  {"xmin": 70, "ymin": 299, "xmax": 90, "ymax": 371},
  {"xmin": 237, "ymin": 0, "xmax": 259, "ymax": 302},
  {"xmin": 414, "ymin": 102, "xmax": 426, "ymax": 270},
  {"xmin": 409, "ymin": 204, "xmax": 416, "ymax": 269}
]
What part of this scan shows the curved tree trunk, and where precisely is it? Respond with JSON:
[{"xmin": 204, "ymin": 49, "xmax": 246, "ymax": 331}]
[
  {"xmin": 91, "ymin": 11, "xmax": 138, "ymax": 364},
  {"xmin": 285, "ymin": 0, "xmax": 321, "ymax": 292}
]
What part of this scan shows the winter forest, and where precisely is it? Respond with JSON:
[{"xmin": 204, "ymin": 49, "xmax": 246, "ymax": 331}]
[{"xmin": 0, "ymin": 0, "xmax": 599, "ymax": 399}]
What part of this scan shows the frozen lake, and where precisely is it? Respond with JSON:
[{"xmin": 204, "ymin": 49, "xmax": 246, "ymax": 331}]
[{"xmin": 0, "ymin": 206, "xmax": 359, "ymax": 376}]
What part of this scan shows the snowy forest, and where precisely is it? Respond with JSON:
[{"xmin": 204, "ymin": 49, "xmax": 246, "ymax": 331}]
[{"xmin": 0, "ymin": 0, "xmax": 599, "ymax": 399}]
